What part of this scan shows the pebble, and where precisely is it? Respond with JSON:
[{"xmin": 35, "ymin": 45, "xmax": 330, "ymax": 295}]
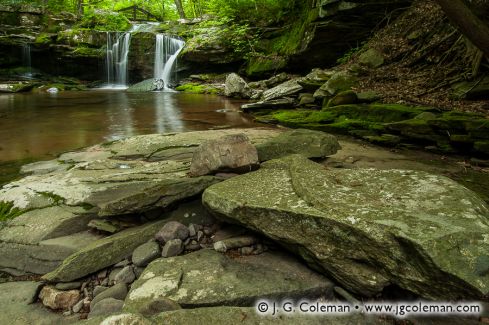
[
  {"xmin": 197, "ymin": 230, "xmax": 204, "ymax": 242},
  {"xmin": 132, "ymin": 241, "xmax": 161, "ymax": 267},
  {"xmin": 114, "ymin": 259, "xmax": 130, "ymax": 268},
  {"xmin": 188, "ymin": 224, "xmax": 197, "ymax": 237},
  {"xmin": 72, "ymin": 299, "xmax": 84, "ymax": 313}
]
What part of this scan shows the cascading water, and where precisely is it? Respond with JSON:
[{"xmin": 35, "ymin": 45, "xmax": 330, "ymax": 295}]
[
  {"xmin": 105, "ymin": 32, "xmax": 132, "ymax": 88},
  {"xmin": 21, "ymin": 44, "xmax": 32, "ymax": 77},
  {"xmin": 154, "ymin": 34, "xmax": 185, "ymax": 90}
]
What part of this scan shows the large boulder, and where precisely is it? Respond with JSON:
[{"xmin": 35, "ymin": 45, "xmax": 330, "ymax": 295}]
[
  {"xmin": 124, "ymin": 249, "xmax": 333, "ymax": 310},
  {"xmin": 203, "ymin": 154, "xmax": 489, "ymax": 300},
  {"xmin": 262, "ymin": 79, "xmax": 303, "ymax": 102},
  {"xmin": 224, "ymin": 73, "xmax": 252, "ymax": 98},
  {"xmin": 256, "ymin": 129, "xmax": 340, "ymax": 162},
  {"xmin": 189, "ymin": 134, "xmax": 259, "ymax": 176}
]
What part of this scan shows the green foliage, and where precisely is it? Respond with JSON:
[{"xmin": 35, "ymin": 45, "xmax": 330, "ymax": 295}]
[
  {"xmin": 78, "ymin": 9, "xmax": 131, "ymax": 31},
  {"xmin": 0, "ymin": 201, "xmax": 23, "ymax": 222},
  {"xmin": 35, "ymin": 33, "xmax": 53, "ymax": 45}
]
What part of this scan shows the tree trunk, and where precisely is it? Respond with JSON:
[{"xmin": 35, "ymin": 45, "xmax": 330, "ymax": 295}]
[
  {"xmin": 434, "ymin": 0, "xmax": 489, "ymax": 58},
  {"xmin": 174, "ymin": 0, "xmax": 186, "ymax": 19}
]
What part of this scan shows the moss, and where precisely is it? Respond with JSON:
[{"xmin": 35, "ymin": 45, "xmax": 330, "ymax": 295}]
[
  {"xmin": 175, "ymin": 83, "xmax": 219, "ymax": 95},
  {"xmin": 77, "ymin": 10, "xmax": 131, "ymax": 31},
  {"xmin": 72, "ymin": 46, "xmax": 103, "ymax": 58},
  {"xmin": 245, "ymin": 55, "xmax": 287, "ymax": 77},
  {"xmin": 0, "ymin": 201, "xmax": 23, "ymax": 222},
  {"xmin": 38, "ymin": 192, "xmax": 65, "ymax": 205},
  {"xmin": 35, "ymin": 33, "xmax": 54, "ymax": 45}
]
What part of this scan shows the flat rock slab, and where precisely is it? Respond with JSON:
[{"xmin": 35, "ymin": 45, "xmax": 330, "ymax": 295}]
[
  {"xmin": 0, "ymin": 281, "xmax": 75, "ymax": 325},
  {"xmin": 0, "ymin": 129, "xmax": 280, "ymax": 276},
  {"xmin": 125, "ymin": 249, "xmax": 333, "ymax": 310},
  {"xmin": 43, "ymin": 220, "xmax": 166, "ymax": 282},
  {"xmin": 202, "ymin": 154, "xmax": 489, "ymax": 300}
]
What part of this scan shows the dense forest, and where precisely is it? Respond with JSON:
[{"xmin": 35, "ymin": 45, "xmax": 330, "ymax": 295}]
[{"xmin": 1, "ymin": 0, "xmax": 489, "ymax": 324}]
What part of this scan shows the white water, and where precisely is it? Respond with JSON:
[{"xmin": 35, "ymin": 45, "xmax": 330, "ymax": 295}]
[
  {"xmin": 154, "ymin": 34, "xmax": 185, "ymax": 90},
  {"xmin": 21, "ymin": 44, "xmax": 32, "ymax": 78}
]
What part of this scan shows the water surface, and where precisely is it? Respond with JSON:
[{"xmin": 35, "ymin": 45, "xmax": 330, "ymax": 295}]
[{"xmin": 0, "ymin": 90, "xmax": 259, "ymax": 183}]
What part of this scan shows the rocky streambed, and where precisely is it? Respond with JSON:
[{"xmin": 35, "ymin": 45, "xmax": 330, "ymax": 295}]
[{"xmin": 0, "ymin": 127, "xmax": 488, "ymax": 324}]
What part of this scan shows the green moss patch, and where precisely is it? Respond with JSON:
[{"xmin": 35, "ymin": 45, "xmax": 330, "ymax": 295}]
[
  {"xmin": 175, "ymin": 83, "xmax": 220, "ymax": 95},
  {"xmin": 0, "ymin": 201, "xmax": 23, "ymax": 222}
]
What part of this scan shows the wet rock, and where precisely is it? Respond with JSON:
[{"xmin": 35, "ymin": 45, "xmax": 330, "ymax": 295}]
[
  {"xmin": 241, "ymin": 98, "xmax": 295, "ymax": 112},
  {"xmin": 42, "ymin": 220, "xmax": 166, "ymax": 282},
  {"xmin": 256, "ymin": 129, "xmax": 341, "ymax": 162},
  {"xmin": 203, "ymin": 154, "xmax": 489, "ymax": 299},
  {"xmin": 132, "ymin": 241, "xmax": 161, "ymax": 267},
  {"xmin": 125, "ymin": 249, "xmax": 333, "ymax": 308},
  {"xmin": 88, "ymin": 298, "xmax": 124, "ymax": 319},
  {"xmin": 114, "ymin": 265, "xmax": 136, "ymax": 285},
  {"xmin": 72, "ymin": 298, "xmax": 85, "ymax": 313},
  {"xmin": 262, "ymin": 78, "xmax": 303, "ymax": 101},
  {"xmin": 189, "ymin": 134, "xmax": 259, "ymax": 176},
  {"xmin": 126, "ymin": 79, "xmax": 164, "ymax": 93},
  {"xmin": 20, "ymin": 159, "xmax": 69, "ymax": 175},
  {"xmin": 161, "ymin": 239, "xmax": 184, "ymax": 258},
  {"xmin": 90, "ymin": 283, "xmax": 128, "ymax": 310},
  {"xmin": 39, "ymin": 286, "xmax": 80, "ymax": 310},
  {"xmin": 357, "ymin": 91, "xmax": 381, "ymax": 103},
  {"xmin": 155, "ymin": 221, "xmax": 189, "ymax": 244},
  {"xmin": 108, "ymin": 268, "xmax": 122, "ymax": 284},
  {"xmin": 224, "ymin": 73, "xmax": 252, "ymax": 99}
]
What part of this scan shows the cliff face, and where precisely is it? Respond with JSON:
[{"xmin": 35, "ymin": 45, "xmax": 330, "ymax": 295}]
[{"xmin": 0, "ymin": 1, "xmax": 412, "ymax": 83}]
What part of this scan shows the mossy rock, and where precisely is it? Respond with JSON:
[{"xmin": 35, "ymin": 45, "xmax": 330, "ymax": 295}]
[
  {"xmin": 364, "ymin": 134, "xmax": 401, "ymax": 147},
  {"xmin": 175, "ymin": 83, "xmax": 220, "ymax": 95},
  {"xmin": 244, "ymin": 55, "xmax": 287, "ymax": 78},
  {"xmin": 327, "ymin": 90, "xmax": 358, "ymax": 107}
]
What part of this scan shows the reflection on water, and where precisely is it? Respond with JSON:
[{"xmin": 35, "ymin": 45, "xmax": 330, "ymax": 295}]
[{"xmin": 0, "ymin": 90, "xmax": 259, "ymax": 165}]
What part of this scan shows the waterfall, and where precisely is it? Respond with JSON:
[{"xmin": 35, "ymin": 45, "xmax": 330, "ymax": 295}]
[
  {"xmin": 21, "ymin": 44, "xmax": 32, "ymax": 77},
  {"xmin": 154, "ymin": 34, "xmax": 185, "ymax": 90},
  {"xmin": 105, "ymin": 32, "xmax": 132, "ymax": 88}
]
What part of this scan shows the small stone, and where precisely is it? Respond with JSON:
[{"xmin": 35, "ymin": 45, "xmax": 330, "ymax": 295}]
[
  {"xmin": 93, "ymin": 286, "xmax": 108, "ymax": 298},
  {"xmin": 39, "ymin": 286, "xmax": 81, "ymax": 310},
  {"xmin": 100, "ymin": 278, "xmax": 109, "ymax": 286},
  {"xmin": 88, "ymin": 298, "xmax": 124, "ymax": 319},
  {"xmin": 197, "ymin": 231, "xmax": 204, "ymax": 242},
  {"xmin": 132, "ymin": 241, "xmax": 161, "ymax": 267},
  {"xmin": 55, "ymin": 282, "xmax": 82, "ymax": 291},
  {"xmin": 108, "ymin": 268, "xmax": 122, "ymax": 284},
  {"xmin": 114, "ymin": 265, "xmax": 136, "ymax": 285},
  {"xmin": 63, "ymin": 310, "xmax": 72, "ymax": 316},
  {"xmin": 254, "ymin": 243, "xmax": 265, "ymax": 255},
  {"xmin": 184, "ymin": 238, "xmax": 191, "ymax": 246},
  {"xmin": 203, "ymin": 227, "xmax": 213, "ymax": 236},
  {"xmin": 162, "ymin": 239, "xmax": 184, "ymax": 258},
  {"xmin": 88, "ymin": 219, "xmax": 120, "ymax": 234},
  {"xmin": 155, "ymin": 221, "xmax": 190, "ymax": 244},
  {"xmin": 83, "ymin": 288, "xmax": 90, "ymax": 299},
  {"xmin": 213, "ymin": 236, "xmax": 258, "ymax": 253},
  {"xmin": 72, "ymin": 299, "xmax": 84, "ymax": 313},
  {"xmin": 188, "ymin": 224, "xmax": 197, "ymax": 237},
  {"xmin": 90, "ymin": 283, "xmax": 128, "ymax": 310}
]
